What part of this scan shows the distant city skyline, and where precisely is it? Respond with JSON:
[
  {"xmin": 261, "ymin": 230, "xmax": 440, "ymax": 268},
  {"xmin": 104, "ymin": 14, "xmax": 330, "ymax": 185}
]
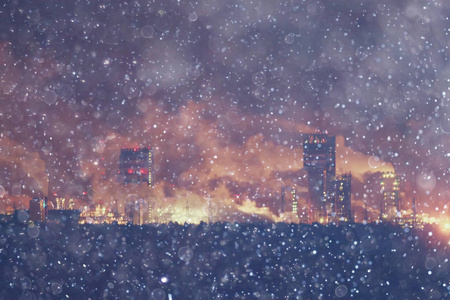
[
  {"xmin": 0, "ymin": 1, "xmax": 448, "ymax": 224},
  {"xmin": 0, "ymin": 140, "xmax": 443, "ymax": 227}
]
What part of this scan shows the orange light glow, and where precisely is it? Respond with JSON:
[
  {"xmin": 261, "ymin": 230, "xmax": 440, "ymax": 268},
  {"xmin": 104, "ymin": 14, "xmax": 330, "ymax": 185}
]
[{"xmin": 439, "ymin": 222, "xmax": 450, "ymax": 233}]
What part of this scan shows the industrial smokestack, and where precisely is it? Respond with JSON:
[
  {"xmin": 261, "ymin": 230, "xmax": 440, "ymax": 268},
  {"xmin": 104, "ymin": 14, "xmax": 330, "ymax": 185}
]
[{"xmin": 363, "ymin": 203, "xmax": 369, "ymax": 223}]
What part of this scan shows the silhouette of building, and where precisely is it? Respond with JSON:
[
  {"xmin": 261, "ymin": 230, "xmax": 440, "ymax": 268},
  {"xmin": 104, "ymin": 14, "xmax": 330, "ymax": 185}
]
[
  {"xmin": 125, "ymin": 199, "xmax": 150, "ymax": 225},
  {"xmin": 0, "ymin": 213, "xmax": 13, "ymax": 223},
  {"xmin": 14, "ymin": 209, "xmax": 29, "ymax": 223},
  {"xmin": 133, "ymin": 200, "xmax": 146, "ymax": 225},
  {"xmin": 119, "ymin": 147, "xmax": 154, "ymax": 187},
  {"xmin": 47, "ymin": 209, "xmax": 81, "ymax": 225},
  {"xmin": 29, "ymin": 197, "xmax": 47, "ymax": 223},
  {"xmin": 380, "ymin": 172, "xmax": 400, "ymax": 222},
  {"xmin": 333, "ymin": 173, "xmax": 352, "ymax": 222},
  {"xmin": 303, "ymin": 134, "xmax": 336, "ymax": 223}
]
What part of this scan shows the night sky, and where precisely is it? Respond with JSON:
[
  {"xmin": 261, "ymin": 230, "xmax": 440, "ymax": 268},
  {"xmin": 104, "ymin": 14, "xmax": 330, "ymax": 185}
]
[{"xmin": 0, "ymin": 0, "xmax": 448, "ymax": 222}]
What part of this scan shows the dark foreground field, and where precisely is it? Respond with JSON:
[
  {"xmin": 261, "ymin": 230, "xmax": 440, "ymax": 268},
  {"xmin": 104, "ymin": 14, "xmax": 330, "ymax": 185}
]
[{"xmin": 0, "ymin": 221, "xmax": 448, "ymax": 299}]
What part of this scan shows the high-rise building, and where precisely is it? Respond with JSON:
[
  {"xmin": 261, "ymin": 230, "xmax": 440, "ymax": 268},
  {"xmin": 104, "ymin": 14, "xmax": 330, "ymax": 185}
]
[
  {"xmin": 119, "ymin": 147, "xmax": 154, "ymax": 187},
  {"xmin": 333, "ymin": 173, "xmax": 352, "ymax": 222},
  {"xmin": 380, "ymin": 172, "xmax": 400, "ymax": 222},
  {"xmin": 291, "ymin": 188, "xmax": 297, "ymax": 215},
  {"xmin": 29, "ymin": 197, "xmax": 47, "ymax": 223},
  {"xmin": 303, "ymin": 134, "xmax": 336, "ymax": 223}
]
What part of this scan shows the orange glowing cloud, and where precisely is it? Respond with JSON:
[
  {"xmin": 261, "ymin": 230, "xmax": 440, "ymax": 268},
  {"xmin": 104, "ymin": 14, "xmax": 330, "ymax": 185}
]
[
  {"xmin": 51, "ymin": 99, "xmax": 399, "ymax": 223},
  {"xmin": 0, "ymin": 137, "xmax": 48, "ymax": 209},
  {"xmin": 335, "ymin": 135, "xmax": 395, "ymax": 180}
]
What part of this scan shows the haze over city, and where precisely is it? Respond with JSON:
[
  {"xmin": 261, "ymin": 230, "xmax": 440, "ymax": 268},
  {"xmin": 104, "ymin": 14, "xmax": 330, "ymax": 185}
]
[
  {"xmin": 0, "ymin": 1, "xmax": 449, "ymax": 225},
  {"xmin": 1, "ymin": 1, "xmax": 450, "ymax": 299}
]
